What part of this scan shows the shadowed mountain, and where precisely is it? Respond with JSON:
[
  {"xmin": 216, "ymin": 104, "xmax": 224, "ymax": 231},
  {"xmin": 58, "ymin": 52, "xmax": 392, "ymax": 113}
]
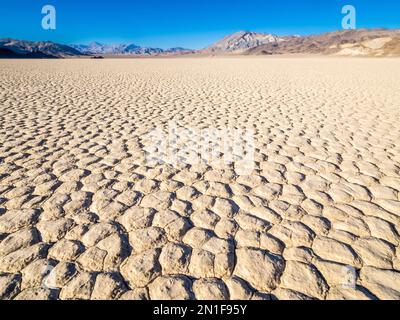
[
  {"xmin": 0, "ymin": 38, "xmax": 83, "ymax": 58},
  {"xmin": 0, "ymin": 47, "xmax": 58, "ymax": 59},
  {"xmin": 0, "ymin": 47, "xmax": 26, "ymax": 58}
]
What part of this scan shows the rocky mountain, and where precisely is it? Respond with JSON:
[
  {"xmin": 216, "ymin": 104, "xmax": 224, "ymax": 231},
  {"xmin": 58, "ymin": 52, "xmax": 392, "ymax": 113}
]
[
  {"xmin": 124, "ymin": 44, "xmax": 164, "ymax": 55},
  {"xmin": 71, "ymin": 42, "xmax": 193, "ymax": 56},
  {"xmin": 0, "ymin": 38, "xmax": 193, "ymax": 58},
  {"xmin": 70, "ymin": 42, "xmax": 129, "ymax": 55},
  {"xmin": 204, "ymin": 31, "xmax": 284, "ymax": 53},
  {"xmin": 0, "ymin": 38, "xmax": 82, "ymax": 58},
  {"xmin": 245, "ymin": 29, "xmax": 400, "ymax": 56},
  {"xmin": 162, "ymin": 47, "xmax": 195, "ymax": 55}
]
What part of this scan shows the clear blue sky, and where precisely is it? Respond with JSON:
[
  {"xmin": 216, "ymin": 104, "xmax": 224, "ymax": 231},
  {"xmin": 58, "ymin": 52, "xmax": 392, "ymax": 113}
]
[{"xmin": 1, "ymin": 0, "xmax": 399, "ymax": 49}]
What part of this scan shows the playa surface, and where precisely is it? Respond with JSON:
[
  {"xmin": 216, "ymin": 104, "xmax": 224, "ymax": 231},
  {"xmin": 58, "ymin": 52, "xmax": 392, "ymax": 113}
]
[{"xmin": 0, "ymin": 58, "xmax": 400, "ymax": 300}]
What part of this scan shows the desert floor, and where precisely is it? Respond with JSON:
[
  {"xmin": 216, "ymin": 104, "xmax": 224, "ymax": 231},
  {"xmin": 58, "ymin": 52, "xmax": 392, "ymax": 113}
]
[{"xmin": 0, "ymin": 58, "xmax": 400, "ymax": 300}]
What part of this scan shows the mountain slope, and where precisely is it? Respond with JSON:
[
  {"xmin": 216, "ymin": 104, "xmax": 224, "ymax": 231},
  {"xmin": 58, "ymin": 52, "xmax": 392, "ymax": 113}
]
[
  {"xmin": 0, "ymin": 47, "xmax": 28, "ymax": 58},
  {"xmin": 124, "ymin": 44, "xmax": 163, "ymax": 55},
  {"xmin": 0, "ymin": 47, "xmax": 57, "ymax": 59},
  {"xmin": 204, "ymin": 31, "xmax": 283, "ymax": 53},
  {"xmin": 70, "ymin": 42, "xmax": 129, "ymax": 55},
  {"xmin": 0, "ymin": 38, "xmax": 82, "ymax": 58},
  {"xmin": 245, "ymin": 29, "xmax": 400, "ymax": 56}
]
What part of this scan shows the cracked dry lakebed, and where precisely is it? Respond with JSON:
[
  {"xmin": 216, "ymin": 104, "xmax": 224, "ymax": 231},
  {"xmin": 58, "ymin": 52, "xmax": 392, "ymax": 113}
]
[{"xmin": 0, "ymin": 58, "xmax": 400, "ymax": 300}]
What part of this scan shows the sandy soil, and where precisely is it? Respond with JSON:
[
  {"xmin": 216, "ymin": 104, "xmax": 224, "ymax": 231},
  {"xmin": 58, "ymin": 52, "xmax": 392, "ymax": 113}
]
[{"xmin": 0, "ymin": 58, "xmax": 400, "ymax": 300}]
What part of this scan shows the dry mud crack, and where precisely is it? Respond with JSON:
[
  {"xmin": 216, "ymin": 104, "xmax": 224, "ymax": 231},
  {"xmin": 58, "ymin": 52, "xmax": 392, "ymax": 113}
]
[{"xmin": 0, "ymin": 58, "xmax": 400, "ymax": 300}]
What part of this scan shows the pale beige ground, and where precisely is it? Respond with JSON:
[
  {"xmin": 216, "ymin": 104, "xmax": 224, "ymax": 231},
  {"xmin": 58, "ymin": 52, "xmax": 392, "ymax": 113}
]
[{"xmin": 0, "ymin": 58, "xmax": 400, "ymax": 300}]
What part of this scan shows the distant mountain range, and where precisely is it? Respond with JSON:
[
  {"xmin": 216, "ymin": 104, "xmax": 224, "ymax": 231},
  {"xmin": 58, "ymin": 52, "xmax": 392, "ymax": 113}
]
[
  {"xmin": 70, "ymin": 42, "xmax": 193, "ymax": 55},
  {"xmin": 0, "ymin": 38, "xmax": 193, "ymax": 58},
  {"xmin": 1, "ymin": 29, "xmax": 400, "ymax": 59}
]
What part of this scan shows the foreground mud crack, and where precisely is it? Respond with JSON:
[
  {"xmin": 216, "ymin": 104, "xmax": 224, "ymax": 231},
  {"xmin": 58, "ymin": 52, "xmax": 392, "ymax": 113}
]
[{"xmin": 1, "ymin": 58, "xmax": 400, "ymax": 300}]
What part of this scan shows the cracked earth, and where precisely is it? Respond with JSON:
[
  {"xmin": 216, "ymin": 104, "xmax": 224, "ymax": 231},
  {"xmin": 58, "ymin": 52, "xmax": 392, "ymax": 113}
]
[{"xmin": 0, "ymin": 58, "xmax": 400, "ymax": 300}]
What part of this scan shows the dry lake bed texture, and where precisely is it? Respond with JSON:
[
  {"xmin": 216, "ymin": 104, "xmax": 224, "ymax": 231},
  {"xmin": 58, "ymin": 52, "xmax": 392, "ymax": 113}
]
[{"xmin": 0, "ymin": 58, "xmax": 400, "ymax": 300}]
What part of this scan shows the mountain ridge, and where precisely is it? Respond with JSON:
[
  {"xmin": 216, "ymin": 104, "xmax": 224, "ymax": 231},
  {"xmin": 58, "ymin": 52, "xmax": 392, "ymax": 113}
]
[
  {"xmin": 2, "ymin": 28, "xmax": 400, "ymax": 59},
  {"xmin": 0, "ymin": 38, "xmax": 194, "ymax": 58},
  {"xmin": 70, "ymin": 42, "xmax": 193, "ymax": 56},
  {"xmin": 245, "ymin": 29, "xmax": 400, "ymax": 56},
  {"xmin": 0, "ymin": 38, "xmax": 82, "ymax": 58}
]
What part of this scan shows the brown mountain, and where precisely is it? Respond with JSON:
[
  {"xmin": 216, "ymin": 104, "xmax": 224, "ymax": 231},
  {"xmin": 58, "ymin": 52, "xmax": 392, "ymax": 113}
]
[{"xmin": 245, "ymin": 29, "xmax": 400, "ymax": 56}]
